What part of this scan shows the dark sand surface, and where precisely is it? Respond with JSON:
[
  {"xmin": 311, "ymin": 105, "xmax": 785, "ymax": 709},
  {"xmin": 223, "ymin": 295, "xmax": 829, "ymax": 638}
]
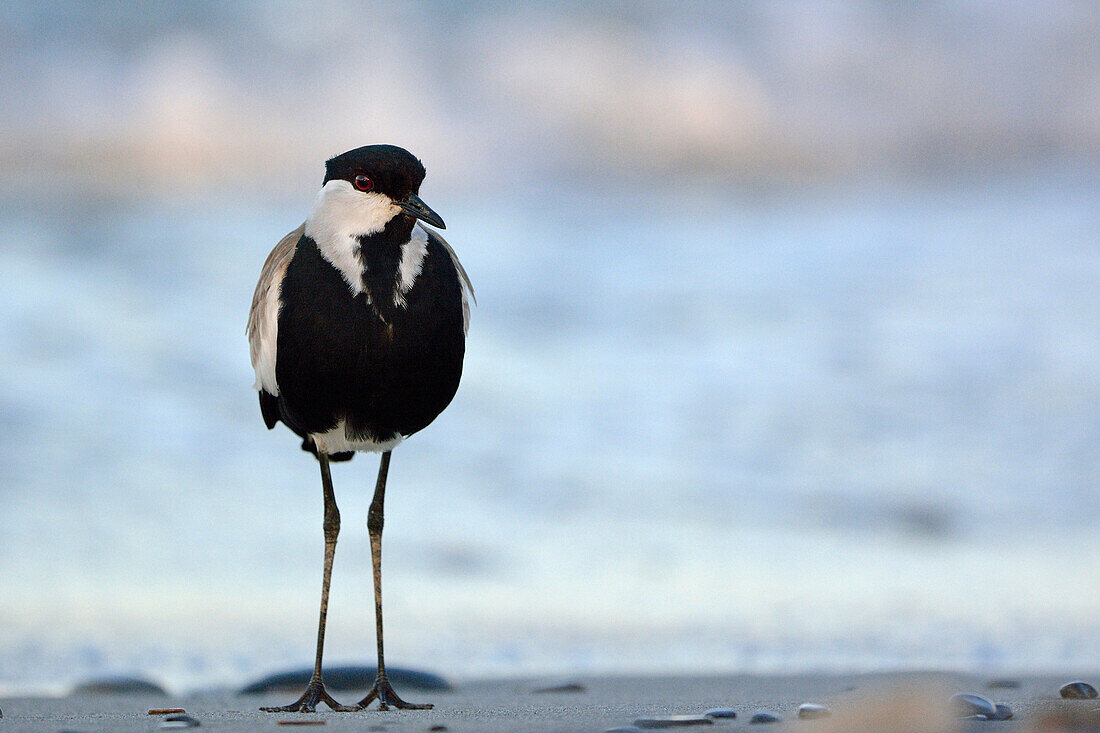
[{"xmin": 1, "ymin": 672, "xmax": 1097, "ymax": 732}]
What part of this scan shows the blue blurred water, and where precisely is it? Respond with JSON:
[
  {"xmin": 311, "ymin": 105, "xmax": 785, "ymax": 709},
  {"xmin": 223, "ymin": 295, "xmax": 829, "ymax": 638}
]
[{"xmin": 0, "ymin": 169, "xmax": 1097, "ymax": 693}]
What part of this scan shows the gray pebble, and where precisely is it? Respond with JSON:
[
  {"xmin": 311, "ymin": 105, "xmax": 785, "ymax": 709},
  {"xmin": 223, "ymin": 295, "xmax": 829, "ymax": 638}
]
[
  {"xmin": 989, "ymin": 703, "xmax": 1013, "ymax": 721},
  {"xmin": 704, "ymin": 709, "xmax": 737, "ymax": 719},
  {"xmin": 950, "ymin": 693, "xmax": 996, "ymax": 718},
  {"xmin": 161, "ymin": 713, "xmax": 201, "ymax": 729},
  {"xmin": 1060, "ymin": 681, "xmax": 1098, "ymax": 699},
  {"xmin": 533, "ymin": 682, "xmax": 586, "ymax": 694},
  {"xmin": 749, "ymin": 711, "xmax": 780, "ymax": 724},
  {"xmin": 71, "ymin": 676, "xmax": 167, "ymax": 696},
  {"xmin": 986, "ymin": 679, "xmax": 1020, "ymax": 690},
  {"xmin": 633, "ymin": 715, "xmax": 714, "ymax": 728},
  {"xmin": 798, "ymin": 703, "xmax": 831, "ymax": 720}
]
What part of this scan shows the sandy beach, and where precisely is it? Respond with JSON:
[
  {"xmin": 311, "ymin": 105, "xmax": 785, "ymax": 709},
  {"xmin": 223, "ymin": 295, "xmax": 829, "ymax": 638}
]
[
  {"xmin": 2, "ymin": 672, "xmax": 1098, "ymax": 732},
  {"xmin": 2, "ymin": 6, "xmax": 1099, "ymax": 733}
]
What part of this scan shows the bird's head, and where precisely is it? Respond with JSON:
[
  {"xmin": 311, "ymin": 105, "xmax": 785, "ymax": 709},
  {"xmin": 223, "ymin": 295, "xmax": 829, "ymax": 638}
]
[{"xmin": 309, "ymin": 145, "xmax": 445, "ymax": 240}]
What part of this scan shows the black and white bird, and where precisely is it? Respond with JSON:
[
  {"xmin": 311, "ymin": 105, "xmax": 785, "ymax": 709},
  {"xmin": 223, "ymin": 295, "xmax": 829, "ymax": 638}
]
[{"xmin": 247, "ymin": 145, "xmax": 473, "ymax": 712}]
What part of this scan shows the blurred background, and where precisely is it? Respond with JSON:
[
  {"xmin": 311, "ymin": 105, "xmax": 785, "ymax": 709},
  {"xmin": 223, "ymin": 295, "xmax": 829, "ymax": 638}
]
[{"xmin": 0, "ymin": 1, "xmax": 1097, "ymax": 694}]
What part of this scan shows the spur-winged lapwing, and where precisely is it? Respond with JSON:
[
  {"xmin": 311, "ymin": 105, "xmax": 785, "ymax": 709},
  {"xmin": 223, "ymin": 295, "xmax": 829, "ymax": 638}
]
[{"xmin": 247, "ymin": 145, "xmax": 473, "ymax": 712}]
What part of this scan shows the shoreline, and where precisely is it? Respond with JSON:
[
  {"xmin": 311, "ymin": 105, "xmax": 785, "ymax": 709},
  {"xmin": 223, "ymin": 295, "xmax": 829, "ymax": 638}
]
[{"xmin": 3, "ymin": 671, "xmax": 1097, "ymax": 731}]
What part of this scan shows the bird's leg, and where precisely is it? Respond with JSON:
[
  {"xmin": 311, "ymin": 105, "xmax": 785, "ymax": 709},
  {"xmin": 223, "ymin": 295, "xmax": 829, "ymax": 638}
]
[
  {"xmin": 262, "ymin": 453, "xmax": 357, "ymax": 713},
  {"xmin": 356, "ymin": 451, "xmax": 433, "ymax": 711}
]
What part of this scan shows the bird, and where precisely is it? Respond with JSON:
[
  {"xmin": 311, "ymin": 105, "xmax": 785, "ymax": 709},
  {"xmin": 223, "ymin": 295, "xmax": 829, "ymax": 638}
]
[{"xmin": 247, "ymin": 144, "xmax": 473, "ymax": 712}]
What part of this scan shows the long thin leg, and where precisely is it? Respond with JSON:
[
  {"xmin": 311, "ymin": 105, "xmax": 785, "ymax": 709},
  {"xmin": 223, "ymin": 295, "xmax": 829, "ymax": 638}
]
[
  {"xmin": 357, "ymin": 451, "xmax": 433, "ymax": 710},
  {"xmin": 261, "ymin": 453, "xmax": 356, "ymax": 712}
]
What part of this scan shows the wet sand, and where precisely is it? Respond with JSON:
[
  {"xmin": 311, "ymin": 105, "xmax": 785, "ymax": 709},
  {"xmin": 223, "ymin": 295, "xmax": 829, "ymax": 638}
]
[{"xmin": 1, "ymin": 672, "xmax": 1097, "ymax": 732}]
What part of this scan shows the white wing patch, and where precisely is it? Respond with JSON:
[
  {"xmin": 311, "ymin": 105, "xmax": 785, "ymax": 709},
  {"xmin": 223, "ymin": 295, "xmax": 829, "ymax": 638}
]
[
  {"xmin": 247, "ymin": 222, "xmax": 304, "ymax": 395},
  {"xmin": 394, "ymin": 225, "xmax": 428, "ymax": 307},
  {"xmin": 418, "ymin": 224, "xmax": 476, "ymax": 335}
]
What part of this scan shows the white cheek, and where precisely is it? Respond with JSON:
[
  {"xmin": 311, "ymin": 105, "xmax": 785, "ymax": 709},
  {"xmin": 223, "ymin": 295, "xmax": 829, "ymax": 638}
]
[
  {"xmin": 306, "ymin": 179, "xmax": 400, "ymax": 238},
  {"xmin": 305, "ymin": 180, "xmax": 401, "ymax": 294}
]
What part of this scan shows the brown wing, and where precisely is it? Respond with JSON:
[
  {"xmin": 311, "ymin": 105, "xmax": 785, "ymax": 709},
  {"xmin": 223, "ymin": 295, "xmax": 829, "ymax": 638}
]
[{"xmin": 247, "ymin": 222, "xmax": 304, "ymax": 394}]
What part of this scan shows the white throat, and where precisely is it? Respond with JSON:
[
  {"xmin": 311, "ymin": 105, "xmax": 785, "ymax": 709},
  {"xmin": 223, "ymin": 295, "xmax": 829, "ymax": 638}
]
[{"xmin": 304, "ymin": 179, "xmax": 401, "ymax": 295}]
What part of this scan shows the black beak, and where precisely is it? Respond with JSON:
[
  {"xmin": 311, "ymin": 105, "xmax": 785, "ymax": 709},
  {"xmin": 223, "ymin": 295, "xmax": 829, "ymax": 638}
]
[{"xmin": 399, "ymin": 193, "xmax": 446, "ymax": 230}]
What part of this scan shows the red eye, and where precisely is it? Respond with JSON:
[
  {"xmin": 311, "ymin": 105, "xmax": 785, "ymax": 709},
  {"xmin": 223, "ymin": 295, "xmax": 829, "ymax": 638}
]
[{"xmin": 353, "ymin": 175, "xmax": 374, "ymax": 192}]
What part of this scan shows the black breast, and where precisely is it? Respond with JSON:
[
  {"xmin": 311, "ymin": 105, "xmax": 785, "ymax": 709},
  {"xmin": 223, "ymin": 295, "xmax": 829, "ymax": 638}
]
[{"xmin": 274, "ymin": 232, "xmax": 466, "ymax": 444}]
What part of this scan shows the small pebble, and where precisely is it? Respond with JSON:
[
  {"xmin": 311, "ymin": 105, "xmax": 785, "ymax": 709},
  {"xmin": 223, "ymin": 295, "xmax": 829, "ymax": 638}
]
[
  {"xmin": 72, "ymin": 676, "xmax": 167, "ymax": 695},
  {"xmin": 276, "ymin": 723, "xmax": 325, "ymax": 728},
  {"xmin": 798, "ymin": 703, "xmax": 831, "ymax": 720},
  {"xmin": 149, "ymin": 708, "xmax": 186, "ymax": 715},
  {"xmin": 749, "ymin": 711, "xmax": 780, "ymax": 724},
  {"xmin": 634, "ymin": 715, "xmax": 714, "ymax": 728},
  {"xmin": 429, "ymin": 726, "xmax": 448, "ymax": 732},
  {"xmin": 950, "ymin": 693, "xmax": 997, "ymax": 718},
  {"xmin": 160, "ymin": 713, "xmax": 201, "ymax": 729},
  {"xmin": 989, "ymin": 703, "xmax": 1013, "ymax": 721},
  {"xmin": 986, "ymin": 679, "xmax": 1020, "ymax": 690},
  {"xmin": 1060, "ymin": 681, "xmax": 1098, "ymax": 699},
  {"xmin": 704, "ymin": 709, "xmax": 737, "ymax": 719}
]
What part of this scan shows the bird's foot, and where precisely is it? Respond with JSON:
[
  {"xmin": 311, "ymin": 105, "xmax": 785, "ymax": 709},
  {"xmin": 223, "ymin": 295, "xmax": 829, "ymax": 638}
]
[
  {"xmin": 357, "ymin": 673, "xmax": 434, "ymax": 710},
  {"xmin": 260, "ymin": 676, "xmax": 358, "ymax": 712}
]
